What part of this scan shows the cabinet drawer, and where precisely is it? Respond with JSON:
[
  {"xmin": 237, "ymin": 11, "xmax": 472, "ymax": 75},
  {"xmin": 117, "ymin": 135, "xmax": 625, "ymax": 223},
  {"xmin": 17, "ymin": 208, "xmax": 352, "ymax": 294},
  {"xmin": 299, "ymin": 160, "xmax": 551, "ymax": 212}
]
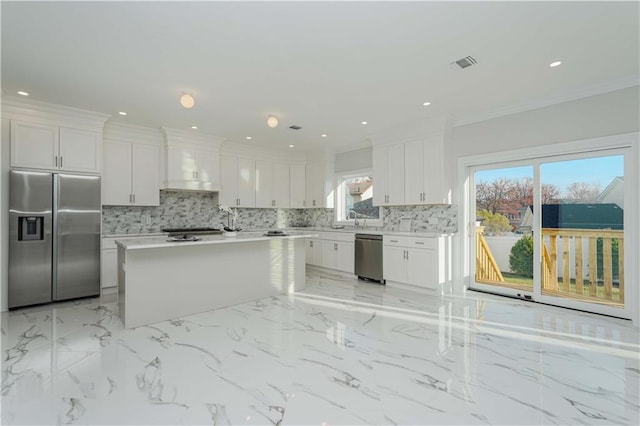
[
  {"xmin": 383, "ymin": 236, "xmax": 410, "ymax": 247},
  {"xmin": 384, "ymin": 236, "xmax": 437, "ymax": 249},
  {"xmin": 407, "ymin": 237, "xmax": 436, "ymax": 250},
  {"xmin": 321, "ymin": 231, "xmax": 354, "ymax": 242}
]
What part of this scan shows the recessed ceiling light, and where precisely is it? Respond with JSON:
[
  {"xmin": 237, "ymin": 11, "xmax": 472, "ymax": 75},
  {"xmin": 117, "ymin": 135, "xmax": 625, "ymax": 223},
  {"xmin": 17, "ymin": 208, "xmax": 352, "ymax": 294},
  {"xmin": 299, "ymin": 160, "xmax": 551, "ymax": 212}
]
[
  {"xmin": 288, "ymin": 144, "xmax": 294, "ymax": 148},
  {"xmin": 423, "ymin": 102, "xmax": 431, "ymax": 106},
  {"xmin": 361, "ymin": 121, "xmax": 368, "ymax": 125},
  {"xmin": 17, "ymin": 91, "xmax": 29, "ymax": 96},
  {"xmin": 549, "ymin": 61, "xmax": 562, "ymax": 68},
  {"xmin": 191, "ymin": 126, "xmax": 198, "ymax": 129},
  {"xmin": 246, "ymin": 136, "xmax": 252, "ymax": 140},
  {"xmin": 118, "ymin": 111, "xmax": 127, "ymax": 116},
  {"xmin": 267, "ymin": 115, "xmax": 279, "ymax": 128},
  {"xmin": 321, "ymin": 134, "xmax": 327, "ymax": 138}
]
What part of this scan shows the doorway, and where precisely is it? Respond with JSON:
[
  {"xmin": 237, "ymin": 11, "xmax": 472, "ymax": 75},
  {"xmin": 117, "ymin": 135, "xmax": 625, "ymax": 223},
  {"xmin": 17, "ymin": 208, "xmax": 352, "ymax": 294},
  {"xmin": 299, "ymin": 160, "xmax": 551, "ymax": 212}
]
[{"xmin": 469, "ymin": 148, "xmax": 631, "ymax": 319}]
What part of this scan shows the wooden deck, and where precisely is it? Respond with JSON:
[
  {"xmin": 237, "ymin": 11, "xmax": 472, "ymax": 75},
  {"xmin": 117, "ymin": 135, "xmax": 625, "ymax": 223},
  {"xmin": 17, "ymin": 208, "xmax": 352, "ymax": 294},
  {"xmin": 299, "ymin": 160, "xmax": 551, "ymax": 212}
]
[{"xmin": 475, "ymin": 227, "xmax": 624, "ymax": 308}]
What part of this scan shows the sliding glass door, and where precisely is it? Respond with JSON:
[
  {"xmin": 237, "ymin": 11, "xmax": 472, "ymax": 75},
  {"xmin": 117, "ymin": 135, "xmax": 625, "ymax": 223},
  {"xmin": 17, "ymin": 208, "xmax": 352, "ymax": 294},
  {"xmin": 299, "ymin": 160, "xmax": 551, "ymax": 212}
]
[{"xmin": 470, "ymin": 148, "xmax": 630, "ymax": 319}]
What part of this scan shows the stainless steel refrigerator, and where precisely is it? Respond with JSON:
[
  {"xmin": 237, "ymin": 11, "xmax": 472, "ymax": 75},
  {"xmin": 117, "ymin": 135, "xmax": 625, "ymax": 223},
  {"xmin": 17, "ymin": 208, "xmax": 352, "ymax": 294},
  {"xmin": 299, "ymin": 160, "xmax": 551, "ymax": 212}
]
[{"xmin": 9, "ymin": 170, "xmax": 101, "ymax": 308}]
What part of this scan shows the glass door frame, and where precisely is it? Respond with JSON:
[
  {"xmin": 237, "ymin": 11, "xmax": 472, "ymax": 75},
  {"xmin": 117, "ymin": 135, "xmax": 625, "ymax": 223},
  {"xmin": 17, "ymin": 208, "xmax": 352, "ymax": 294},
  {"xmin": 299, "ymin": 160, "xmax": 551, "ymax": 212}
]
[{"xmin": 460, "ymin": 134, "xmax": 638, "ymax": 322}]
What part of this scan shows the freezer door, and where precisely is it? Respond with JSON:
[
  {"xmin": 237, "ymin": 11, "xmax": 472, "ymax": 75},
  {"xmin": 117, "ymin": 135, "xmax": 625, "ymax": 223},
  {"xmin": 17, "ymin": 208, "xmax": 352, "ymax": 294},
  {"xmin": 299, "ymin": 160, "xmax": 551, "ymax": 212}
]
[
  {"xmin": 55, "ymin": 174, "xmax": 101, "ymax": 301},
  {"xmin": 9, "ymin": 171, "xmax": 53, "ymax": 308}
]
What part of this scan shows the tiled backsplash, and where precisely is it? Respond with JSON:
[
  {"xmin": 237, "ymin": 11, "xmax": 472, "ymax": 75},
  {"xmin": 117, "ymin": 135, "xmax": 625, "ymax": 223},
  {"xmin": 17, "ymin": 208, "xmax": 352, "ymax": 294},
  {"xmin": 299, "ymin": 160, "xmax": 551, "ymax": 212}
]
[
  {"xmin": 383, "ymin": 205, "xmax": 457, "ymax": 233},
  {"xmin": 102, "ymin": 191, "xmax": 457, "ymax": 234}
]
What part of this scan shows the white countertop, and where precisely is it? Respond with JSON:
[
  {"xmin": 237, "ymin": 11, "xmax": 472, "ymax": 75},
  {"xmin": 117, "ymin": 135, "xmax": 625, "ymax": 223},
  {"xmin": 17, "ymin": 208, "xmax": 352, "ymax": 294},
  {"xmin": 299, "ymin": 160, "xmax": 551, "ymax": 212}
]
[
  {"xmin": 115, "ymin": 231, "xmax": 319, "ymax": 250},
  {"xmin": 295, "ymin": 227, "xmax": 453, "ymax": 238}
]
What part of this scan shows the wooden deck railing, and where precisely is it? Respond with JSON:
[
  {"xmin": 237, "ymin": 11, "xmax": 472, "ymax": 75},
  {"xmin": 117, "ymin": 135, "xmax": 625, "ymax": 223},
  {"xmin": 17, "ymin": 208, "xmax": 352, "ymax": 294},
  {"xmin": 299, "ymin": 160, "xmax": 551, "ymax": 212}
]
[
  {"xmin": 475, "ymin": 227, "xmax": 624, "ymax": 306},
  {"xmin": 475, "ymin": 227, "xmax": 504, "ymax": 283},
  {"xmin": 542, "ymin": 228, "xmax": 624, "ymax": 304}
]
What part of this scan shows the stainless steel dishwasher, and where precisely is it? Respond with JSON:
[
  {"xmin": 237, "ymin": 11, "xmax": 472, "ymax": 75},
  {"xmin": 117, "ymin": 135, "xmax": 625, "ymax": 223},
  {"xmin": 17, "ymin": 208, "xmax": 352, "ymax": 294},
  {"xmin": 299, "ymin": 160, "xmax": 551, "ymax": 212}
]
[{"xmin": 355, "ymin": 233, "xmax": 384, "ymax": 283}]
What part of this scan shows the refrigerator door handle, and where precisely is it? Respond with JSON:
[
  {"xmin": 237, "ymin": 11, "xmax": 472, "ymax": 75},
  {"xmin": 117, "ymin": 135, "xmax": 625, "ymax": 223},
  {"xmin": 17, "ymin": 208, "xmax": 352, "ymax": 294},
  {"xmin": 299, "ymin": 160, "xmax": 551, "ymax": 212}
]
[{"xmin": 52, "ymin": 175, "xmax": 59, "ymax": 300}]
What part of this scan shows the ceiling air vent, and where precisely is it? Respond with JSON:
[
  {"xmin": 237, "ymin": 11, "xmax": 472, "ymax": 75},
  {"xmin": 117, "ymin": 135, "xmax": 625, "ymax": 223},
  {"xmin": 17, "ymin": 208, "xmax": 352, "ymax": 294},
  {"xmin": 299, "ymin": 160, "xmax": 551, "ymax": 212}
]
[
  {"xmin": 289, "ymin": 125, "xmax": 302, "ymax": 130},
  {"xmin": 451, "ymin": 56, "xmax": 477, "ymax": 69}
]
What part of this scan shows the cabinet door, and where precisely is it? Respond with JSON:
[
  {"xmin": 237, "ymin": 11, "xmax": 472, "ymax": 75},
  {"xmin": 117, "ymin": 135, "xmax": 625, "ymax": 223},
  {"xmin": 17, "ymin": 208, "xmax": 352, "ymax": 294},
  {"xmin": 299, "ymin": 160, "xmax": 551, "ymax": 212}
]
[
  {"xmin": 423, "ymin": 136, "xmax": 448, "ymax": 204},
  {"xmin": 387, "ymin": 144, "xmax": 405, "ymax": 205},
  {"xmin": 255, "ymin": 160, "xmax": 273, "ymax": 208},
  {"xmin": 59, "ymin": 127, "xmax": 101, "ymax": 173},
  {"xmin": 290, "ymin": 164, "xmax": 306, "ymax": 208},
  {"xmin": 322, "ymin": 240, "xmax": 336, "ymax": 269},
  {"xmin": 312, "ymin": 238, "xmax": 323, "ymax": 266},
  {"xmin": 305, "ymin": 239, "xmax": 314, "ymax": 264},
  {"xmin": 407, "ymin": 248, "xmax": 437, "ymax": 289},
  {"xmin": 237, "ymin": 158, "xmax": 255, "ymax": 207},
  {"xmin": 10, "ymin": 120, "xmax": 58, "ymax": 170},
  {"xmin": 219, "ymin": 155, "xmax": 238, "ymax": 207},
  {"xmin": 272, "ymin": 162, "xmax": 290, "ymax": 208},
  {"xmin": 372, "ymin": 146, "xmax": 388, "ymax": 206},
  {"xmin": 383, "ymin": 246, "xmax": 406, "ymax": 283},
  {"xmin": 337, "ymin": 242, "xmax": 355, "ymax": 274},
  {"xmin": 166, "ymin": 145, "xmax": 196, "ymax": 182},
  {"xmin": 305, "ymin": 162, "xmax": 319, "ymax": 207},
  {"xmin": 101, "ymin": 249, "xmax": 118, "ymax": 288},
  {"xmin": 102, "ymin": 141, "xmax": 133, "ymax": 205},
  {"xmin": 132, "ymin": 143, "xmax": 160, "ymax": 206},
  {"xmin": 404, "ymin": 140, "xmax": 424, "ymax": 205},
  {"xmin": 195, "ymin": 148, "xmax": 219, "ymax": 185}
]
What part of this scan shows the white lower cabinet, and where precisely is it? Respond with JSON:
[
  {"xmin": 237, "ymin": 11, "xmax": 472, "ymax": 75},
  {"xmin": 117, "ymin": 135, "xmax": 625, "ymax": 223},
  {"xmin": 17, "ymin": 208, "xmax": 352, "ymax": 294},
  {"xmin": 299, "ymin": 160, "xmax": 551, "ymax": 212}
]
[
  {"xmin": 322, "ymin": 240, "xmax": 354, "ymax": 273},
  {"xmin": 306, "ymin": 238, "xmax": 323, "ymax": 266},
  {"xmin": 101, "ymin": 238, "xmax": 118, "ymax": 289},
  {"xmin": 305, "ymin": 232, "xmax": 354, "ymax": 274},
  {"xmin": 383, "ymin": 236, "xmax": 441, "ymax": 290}
]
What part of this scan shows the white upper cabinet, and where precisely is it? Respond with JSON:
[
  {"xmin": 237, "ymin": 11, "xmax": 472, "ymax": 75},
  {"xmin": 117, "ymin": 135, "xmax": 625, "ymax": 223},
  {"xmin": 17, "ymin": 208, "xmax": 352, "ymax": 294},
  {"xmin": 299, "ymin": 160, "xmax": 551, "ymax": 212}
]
[
  {"xmin": 373, "ymin": 144, "xmax": 404, "ymax": 206},
  {"xmin": 131, "ymin": 143, "xmax": 161, "ymax": 206},
  {"xmin": 254, "ymin": 160, "xmax": 273, "ymax": 208},
  {"xmin": 220, "ymin": 155, "xmax": 255, "ymax": 207},
  {"xmin": 272, "ymin": 162, "xmax": 290, "ymax": 208},
  {"xmin": 289, "ymin": 164, "xmax": 306, "ymax": 208},
  {"xmin": 162, "ymin": 127, "xmax": 222, "ymax": 192},
  {"xmin": 103, "ymin": 141, "xmax": 160, "ymax": 206},
  {"xmin": 372, "ymin": 133, "xmax": 450, "ymax": 206},
  {"xmin": 11, "ymin": 121, "xmax": 101, "ymax": 173},
  {"xmin": 305, "ymin": 160, "xmax": 333, "ymax": 208},
  {"xmin": 165, "ymin": 143, "xmax": 220, "ymax": 191},
  {"xmin": 58, "ymin": 127, "xmax": 101, "ymax": 173}
]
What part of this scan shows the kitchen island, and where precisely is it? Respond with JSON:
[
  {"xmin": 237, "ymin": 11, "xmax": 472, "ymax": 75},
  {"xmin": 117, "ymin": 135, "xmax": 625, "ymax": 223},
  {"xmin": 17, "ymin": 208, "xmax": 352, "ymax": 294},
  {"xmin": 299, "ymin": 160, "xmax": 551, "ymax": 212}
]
[{"xmin": 116, "ymin": 232, "xmax": 315, "ymax": 328}]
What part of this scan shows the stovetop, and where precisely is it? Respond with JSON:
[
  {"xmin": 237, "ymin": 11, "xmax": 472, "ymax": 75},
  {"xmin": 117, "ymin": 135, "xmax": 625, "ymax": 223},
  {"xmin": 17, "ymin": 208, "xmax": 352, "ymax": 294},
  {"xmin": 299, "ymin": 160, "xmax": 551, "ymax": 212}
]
[{"xmin": 162, "ymin": 227, "xmax": 223, "ymax": 235}]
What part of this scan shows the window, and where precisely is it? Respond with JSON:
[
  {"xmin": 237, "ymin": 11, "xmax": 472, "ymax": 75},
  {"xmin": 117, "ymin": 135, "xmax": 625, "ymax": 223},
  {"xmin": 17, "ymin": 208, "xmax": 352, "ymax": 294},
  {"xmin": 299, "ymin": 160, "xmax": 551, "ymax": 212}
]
[{"xmin": 335, "ymin": 172, "xmax": 382, "ymax": 225}]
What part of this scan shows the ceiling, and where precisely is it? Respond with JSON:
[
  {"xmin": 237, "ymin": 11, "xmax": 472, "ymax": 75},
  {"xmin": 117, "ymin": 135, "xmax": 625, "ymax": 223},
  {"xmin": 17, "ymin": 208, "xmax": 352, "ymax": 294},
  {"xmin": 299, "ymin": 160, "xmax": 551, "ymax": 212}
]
[{"xmin": 2, "ymin": 1, "xmax": 638, "ymax": 152}]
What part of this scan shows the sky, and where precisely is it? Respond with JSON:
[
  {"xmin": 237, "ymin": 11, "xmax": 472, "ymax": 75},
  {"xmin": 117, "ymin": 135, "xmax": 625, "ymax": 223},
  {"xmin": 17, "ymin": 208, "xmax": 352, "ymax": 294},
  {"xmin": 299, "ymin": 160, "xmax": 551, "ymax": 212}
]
[{"xmin": 475, "ymin": 155, "xmax": 623, "ymax": 195}]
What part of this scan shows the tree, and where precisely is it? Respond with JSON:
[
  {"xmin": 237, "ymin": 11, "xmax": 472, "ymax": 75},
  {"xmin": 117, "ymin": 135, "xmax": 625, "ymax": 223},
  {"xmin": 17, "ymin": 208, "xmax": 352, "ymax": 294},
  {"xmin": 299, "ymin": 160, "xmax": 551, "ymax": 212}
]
[
  {"xmin": 509, "ymin": 235, "xmax": 534, "ymax": 277},
  {"xmin": 476, "ymin": 178, "xmax": 513, "ymax": 214},
  {"xmin": 541, "ymin": 184, "xmax": 561, "ymax": 204},
  {"xmin": 477, "ymin": 210, "xmax": 512, "ymax": 236},
  {"xmin": 566, "ymin": 182, "xmax": 600, "ymax": 203}
]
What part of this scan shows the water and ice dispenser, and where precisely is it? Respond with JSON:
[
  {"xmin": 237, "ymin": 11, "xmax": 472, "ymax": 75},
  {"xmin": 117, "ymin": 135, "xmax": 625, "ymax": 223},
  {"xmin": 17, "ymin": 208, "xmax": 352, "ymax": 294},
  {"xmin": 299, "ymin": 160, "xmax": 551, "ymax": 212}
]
[{"xmin": 18, "ymin": 216, "xmax": 44, "ymax": 241}]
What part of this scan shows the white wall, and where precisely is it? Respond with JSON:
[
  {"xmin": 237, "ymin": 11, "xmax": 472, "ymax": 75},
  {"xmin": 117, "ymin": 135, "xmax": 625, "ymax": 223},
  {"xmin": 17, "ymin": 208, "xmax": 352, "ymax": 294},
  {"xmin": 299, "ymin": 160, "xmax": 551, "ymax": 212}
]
[{"xmin": 334, "ymin": 146, "xmax": 372, "ymax": 173}]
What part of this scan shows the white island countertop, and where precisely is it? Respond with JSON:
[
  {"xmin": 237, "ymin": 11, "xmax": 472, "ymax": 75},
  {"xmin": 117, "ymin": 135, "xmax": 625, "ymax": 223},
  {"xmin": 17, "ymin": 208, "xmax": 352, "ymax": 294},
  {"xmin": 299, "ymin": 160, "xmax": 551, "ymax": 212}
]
[{"xmin": 115, "ymin": 231, "xmax": 319, "ymax": 250}]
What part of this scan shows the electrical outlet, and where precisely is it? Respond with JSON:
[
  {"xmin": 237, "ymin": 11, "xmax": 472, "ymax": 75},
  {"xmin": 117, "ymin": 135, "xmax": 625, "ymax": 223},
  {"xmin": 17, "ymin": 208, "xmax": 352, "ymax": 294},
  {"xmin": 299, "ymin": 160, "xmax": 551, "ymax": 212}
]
[{"xmin": 142, "ymin": 214, "xmax": 151, "ymax": 225}]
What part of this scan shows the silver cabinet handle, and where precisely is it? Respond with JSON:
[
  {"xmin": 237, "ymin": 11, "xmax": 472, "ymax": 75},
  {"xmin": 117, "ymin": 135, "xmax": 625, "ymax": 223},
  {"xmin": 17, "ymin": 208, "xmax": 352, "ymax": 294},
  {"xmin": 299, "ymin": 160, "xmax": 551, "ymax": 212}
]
[
  {"xmin": 390, "ymin": 239, "xmax": 399, "ymax": 243},
  {"xmin": 133, "ymin": 194, "xmax": 136, "ymax": 203},
  {"xmin": 60, "ymin": 156, "xmax": 63, "ymax": 168},
  {"xmin": 415, "ymin": 241, "xmax": 425, "ymax": 245},
  {"xmin": 303, "ymin": 200, "xmax": 306, "ymax": 207},
  {"xmin": 129, "ymin": 194, "xmax": 132, "ymax": 203},
  {"xmin": 55, "ymin": 156, "xmax": 58, "ymax": 167}
]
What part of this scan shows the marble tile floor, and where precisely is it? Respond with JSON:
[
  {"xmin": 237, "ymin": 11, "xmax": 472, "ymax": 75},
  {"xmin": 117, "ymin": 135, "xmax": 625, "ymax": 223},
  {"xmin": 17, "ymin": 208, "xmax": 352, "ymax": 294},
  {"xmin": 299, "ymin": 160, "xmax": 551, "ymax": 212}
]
[{"xmin": 1, "ymin": 269, "xmax": 639, "ymax": 425}]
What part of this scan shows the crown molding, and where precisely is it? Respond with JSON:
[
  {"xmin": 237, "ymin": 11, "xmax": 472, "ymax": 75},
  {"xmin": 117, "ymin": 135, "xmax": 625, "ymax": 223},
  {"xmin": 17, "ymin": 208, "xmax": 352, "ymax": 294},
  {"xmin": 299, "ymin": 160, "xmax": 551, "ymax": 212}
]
[
  {"xmin": 161, "ymin": 126, "xmax": 225, "ymax": 148},
  {"xmin": 221, "ymin": 141, "xmax": 306, "ymax": 162},
  {"xmin": 1, "ymin": 95, "xmax": 111, "ymax": 130},
  {"xmin": 368, "ymin": 114, "xmax": 452, "ymax": 147},
  {"xmin": 454, "ymin": 74, "xmax": 640, "ymax": 127},
  {"xmin": 103, "ymin": 121, "xmax": 164, "ymax": 146}
]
